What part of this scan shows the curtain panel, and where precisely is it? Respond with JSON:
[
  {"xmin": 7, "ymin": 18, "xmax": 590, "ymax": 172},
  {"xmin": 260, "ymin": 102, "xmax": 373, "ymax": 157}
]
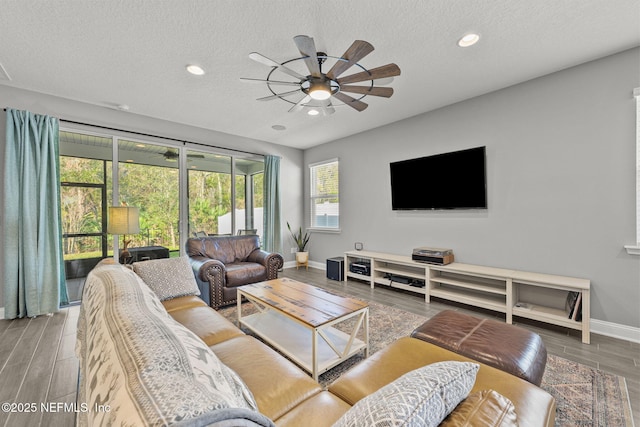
[
  {"xmin": 2, "ymin": 108, "xmax": 68, "ymax": 319},
  {"xmin": 262, "ymin": 155, "xmax": 282, "ymax": 255}
]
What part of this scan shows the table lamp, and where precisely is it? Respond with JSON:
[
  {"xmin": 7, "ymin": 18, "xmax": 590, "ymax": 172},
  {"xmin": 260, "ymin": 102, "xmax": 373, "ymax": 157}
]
[{"xmin": 107, "ymin": 206, "xmax": 140, "ymax": 263}]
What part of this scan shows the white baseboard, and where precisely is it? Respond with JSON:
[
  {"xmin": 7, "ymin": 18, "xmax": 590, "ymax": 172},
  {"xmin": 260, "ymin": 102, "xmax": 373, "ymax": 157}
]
[
  {"xmin": 591, "ymin": 319, "xmax": 640, "ymax": 344},
  {"xmin": 280, "ymin": 263, "xmax": 640, "ymax": 344},
  {"xmin": 283, "ymin": 260, "xmax": 326, "ymax": 270}
]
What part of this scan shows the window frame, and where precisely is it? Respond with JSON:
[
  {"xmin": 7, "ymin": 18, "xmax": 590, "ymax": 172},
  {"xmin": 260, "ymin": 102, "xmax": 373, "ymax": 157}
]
[
  {"xmin": 625, "ymin": 87, "xmax": 640, "ymax": 255},
  {"xmin": 309, "ymin": 158, "xmax": 340, "ymax": 232}
]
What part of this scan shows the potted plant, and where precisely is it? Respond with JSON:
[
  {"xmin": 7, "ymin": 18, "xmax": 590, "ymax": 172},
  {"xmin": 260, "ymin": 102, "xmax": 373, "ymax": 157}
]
[{"xmin": 287, "ymin": 222, "xmax": 310, "ymax": 267}]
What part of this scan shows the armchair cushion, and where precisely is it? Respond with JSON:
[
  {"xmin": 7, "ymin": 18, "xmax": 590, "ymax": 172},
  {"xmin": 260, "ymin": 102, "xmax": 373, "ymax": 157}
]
[{"xmin": 226, "ymin": 262, "xmax": 268, "ymax": 287}]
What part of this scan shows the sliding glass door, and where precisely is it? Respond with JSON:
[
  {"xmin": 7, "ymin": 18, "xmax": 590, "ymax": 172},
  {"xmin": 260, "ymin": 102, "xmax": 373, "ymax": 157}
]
[
  {"xmin": 59, "ymin": 131, "xmax": 113, "ymax": 303},
  {"xmin": 58, "ymin": 127, "xmax": 265, "ymax": 305},
  {"xmin": 187, "ymin": 151, "xmax": 232, "ymax": 236},
  {"xmin": 117, "ymin": 141, "xmax": 180, "ymax": 252}
]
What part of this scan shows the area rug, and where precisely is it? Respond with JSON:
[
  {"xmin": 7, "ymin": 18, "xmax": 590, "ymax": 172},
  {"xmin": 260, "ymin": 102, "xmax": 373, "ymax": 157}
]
[
  {"xmin": 542, "ymin": 354, "xmax": 634, "ymax": 427},
  {"xmin": 218, "ymin": 301, "xmax": 634, "ymax": 427}
]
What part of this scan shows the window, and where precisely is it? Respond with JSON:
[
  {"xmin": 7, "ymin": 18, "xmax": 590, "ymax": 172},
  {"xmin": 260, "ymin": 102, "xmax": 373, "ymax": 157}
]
[
  {"xmin": 310, "ymin": 159, "xmax": 339, "ymax": 229},
  {"xmin": 625, "ymin": 88, "xmax": 640, "ymax": 255},
  {"xmin": 58, "ymin": 126, "xmax": 265, "ymax": 303}
]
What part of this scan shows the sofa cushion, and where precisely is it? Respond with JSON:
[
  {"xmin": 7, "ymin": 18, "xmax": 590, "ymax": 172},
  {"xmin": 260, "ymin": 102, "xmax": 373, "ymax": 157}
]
[
  {"xmin": 332, "ymin": 361, "xmax": 479, "ymax": 427},
  {"xmin": 329, "ymin": 337, "xmax": 555, "ymax": 427},
  {"xmin": 77, "ymin": 263, "xmax": 259, "ymax": 426},
  {"xmin": 441, "ymin": 389, "xmax": 518, "ymax": 427},
  {"xmin": 163, "ymin": 294, "xmax": 208, "ymax": 313},
  {"xmin": 225, "ymin": 262, "xmax": 267, "ymax": 287},
  {"xmin": 210, "ymin": 335, "xmax": 323, "ymax": 421},
  {"xmin": 169, "ymin": 304, "xmax": 245, "ymax": 346},
  {"xmin": 273, "ymin": 391, "xmax": 351, "ymax": 427},
  {"xmin": 133, "ymin": 256, "xmax": 201, "ymax": 301}
]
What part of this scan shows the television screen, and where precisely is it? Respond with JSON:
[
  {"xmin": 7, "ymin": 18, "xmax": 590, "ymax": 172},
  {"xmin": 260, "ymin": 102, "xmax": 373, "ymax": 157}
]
[{"xmin": 390, "ymin": 146, "xmax": 487, "ymax": 210}]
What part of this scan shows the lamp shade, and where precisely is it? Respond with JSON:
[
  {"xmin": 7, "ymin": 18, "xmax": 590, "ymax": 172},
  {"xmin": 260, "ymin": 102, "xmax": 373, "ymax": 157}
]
[{"xmin": 107, "ymin": 206, "xmax": 140, "ymax": 235}]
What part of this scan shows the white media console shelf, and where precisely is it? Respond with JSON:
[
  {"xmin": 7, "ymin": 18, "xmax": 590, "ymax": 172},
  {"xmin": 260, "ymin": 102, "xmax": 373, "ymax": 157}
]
[{"xmin": 344, "ymin": 250, "xmax": 591, "ymax": 343}]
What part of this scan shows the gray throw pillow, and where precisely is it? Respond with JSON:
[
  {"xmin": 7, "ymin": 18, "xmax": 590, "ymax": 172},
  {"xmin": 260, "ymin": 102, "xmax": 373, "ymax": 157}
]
[
  {"xmin": 332, "ymin": 361, "xmax": 479, "ymax": 427},
  {"xmin": 133, "ymin": 256, "xmax": 201, "ymax": 301}
]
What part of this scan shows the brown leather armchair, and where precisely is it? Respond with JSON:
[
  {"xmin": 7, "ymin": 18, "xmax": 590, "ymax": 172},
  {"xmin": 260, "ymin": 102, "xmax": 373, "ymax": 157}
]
[{"xmin": 186, "ymin": 235, "xmax": 284, "ymax": 309}]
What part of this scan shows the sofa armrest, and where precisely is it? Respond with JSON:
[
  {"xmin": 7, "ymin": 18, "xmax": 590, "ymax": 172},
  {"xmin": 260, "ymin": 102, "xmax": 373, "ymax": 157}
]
[{"xmin": 247, "ymin": 250, "xmax": 284, "ymax": 280}]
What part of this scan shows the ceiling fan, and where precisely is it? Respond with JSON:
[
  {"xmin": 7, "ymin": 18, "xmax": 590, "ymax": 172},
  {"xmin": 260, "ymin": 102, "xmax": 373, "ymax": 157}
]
[
  {"xmin": 162, "ymin": 148, "xmax": 205, "ymax": 162},
  {"xmin": 241, "ymin": 35, "xmax": 401, "ymax": 115}
]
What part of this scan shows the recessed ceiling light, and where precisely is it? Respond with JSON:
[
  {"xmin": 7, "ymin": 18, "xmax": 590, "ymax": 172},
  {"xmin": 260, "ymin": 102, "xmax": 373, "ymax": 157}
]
[
  {"xmin": 186, "ymin": 64, "xmax": 205, "ymax": 75},
  {"xmin": 458, "ymin": 33, "xmax": 480, "ymax": 48},
  {"xmin": 272, "ymin": 125, "xmax": 286, "ymax": 131},
  {"xmin": 307, "ymin": 109, "xmax": 320, "ymax": 116}
]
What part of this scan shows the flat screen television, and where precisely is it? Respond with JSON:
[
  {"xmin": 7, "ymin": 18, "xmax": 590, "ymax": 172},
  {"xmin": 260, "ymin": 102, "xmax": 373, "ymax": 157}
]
[{"xmin": 390, "ymin": 146, "xmax": 487, "ymax": 210}]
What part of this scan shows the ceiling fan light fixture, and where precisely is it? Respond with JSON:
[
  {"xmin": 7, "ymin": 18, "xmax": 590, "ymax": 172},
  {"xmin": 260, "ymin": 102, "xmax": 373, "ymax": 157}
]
[
  {"xmin": 458, "ymin": 33, "xmax": 480, "ymax": 47},
  {"xmin": 186, "ymin": 64, "xmax": 205, "ymax": 75},
  {"xmin": 308, "ymin": 81, "xmax": 332, "ymax": 100}
]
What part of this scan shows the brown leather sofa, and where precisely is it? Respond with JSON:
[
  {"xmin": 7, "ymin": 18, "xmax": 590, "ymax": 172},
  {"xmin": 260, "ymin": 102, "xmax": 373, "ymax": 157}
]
[
  {"xmin": 186, "ymin": 235, "xmax": 284, "ymax": 309},
  {"xmin": 165, "ymin": 295, "xmax": 556, "ymax": 426}
]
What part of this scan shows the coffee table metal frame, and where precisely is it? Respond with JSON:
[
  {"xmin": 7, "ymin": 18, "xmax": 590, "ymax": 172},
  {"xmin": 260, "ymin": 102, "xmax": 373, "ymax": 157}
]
[{"xmin": 237, "ymin": 279, "xmax": 369, "ymax": 381}]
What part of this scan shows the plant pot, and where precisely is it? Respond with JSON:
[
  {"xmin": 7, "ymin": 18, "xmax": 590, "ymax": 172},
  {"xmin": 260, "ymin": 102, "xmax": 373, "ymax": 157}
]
[
  {"xmin": 295, "ymin": 251, "xmax": 309, "ymax": 263},
  {"xmin": 295, "ymin": 251, "xmax": 309, "ymax": 269}
]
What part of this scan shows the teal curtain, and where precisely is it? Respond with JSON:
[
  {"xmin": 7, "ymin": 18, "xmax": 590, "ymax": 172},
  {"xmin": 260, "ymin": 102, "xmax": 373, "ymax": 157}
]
[
  {"xmin": 3, "ymin": 109, "xmax": 68, "ymax": 319},
  {"xmin": 262, "ymin": 155, "xmax": 282, "ymax": 254}
]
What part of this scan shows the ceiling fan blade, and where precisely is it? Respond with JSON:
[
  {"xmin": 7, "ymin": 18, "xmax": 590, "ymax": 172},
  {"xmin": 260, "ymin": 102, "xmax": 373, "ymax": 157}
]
[
  {"xmin": 332, "ymin": 92, "xmax": 368, "ymax": 112},
  {"xmin": 256, "ymin": 89, "xmax": 301, "ymax": 101},
  {"xmin": 320, "ymin": 100, "xmax": 335, "ymax": 116},
  {"xmin": 293, "ymin": 35, "xmax": 322, "ymax": 78},
  {"xmin": 325, "ymin": 40, "xmax": 374, "ymax": 80},
  {"xmin": 240, "ymin": 78, "xmax": 301, "ymax": 87},
  {"xmin": 337, "ymin": 63, "xmax": 401, "ymax": 85},
  {"xmin": 339, "ymin": 85, "xmax": 394, "ymax": 98},
  {"xmin": 289, "ymin": 95, "xmax": 311, "ymax": 113},
  {"xmin": 248, "ymin": 52, "xmax": 306, "ymax": 80}
]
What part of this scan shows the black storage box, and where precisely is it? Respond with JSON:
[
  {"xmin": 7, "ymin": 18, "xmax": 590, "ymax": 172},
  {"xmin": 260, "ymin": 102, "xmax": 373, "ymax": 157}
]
[{"xmin": 326, "ymin": 257, "xmax": 344, "ymax": 281}]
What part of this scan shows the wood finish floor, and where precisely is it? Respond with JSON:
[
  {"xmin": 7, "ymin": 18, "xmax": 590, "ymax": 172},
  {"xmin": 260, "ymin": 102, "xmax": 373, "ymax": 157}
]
[{"xmin": 0, "ymin": 266, "xmax": 637, "ymax": 426}]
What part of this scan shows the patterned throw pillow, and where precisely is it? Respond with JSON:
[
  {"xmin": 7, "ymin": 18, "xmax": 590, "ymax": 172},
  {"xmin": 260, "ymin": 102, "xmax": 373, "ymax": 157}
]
[
  {"xmin": 133, "ymin": 256, "xmax": 201, "ymax": 301},
  {"xmin": 332, "ymin": 361, "xmax": 480, "ymax": 427}
]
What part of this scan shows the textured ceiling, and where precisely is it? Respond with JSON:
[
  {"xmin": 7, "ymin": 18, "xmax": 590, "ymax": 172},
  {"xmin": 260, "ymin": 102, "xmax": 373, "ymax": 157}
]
[{"xmin": 1, "ymin": 1, "xmax": 638, "ymax": 149}]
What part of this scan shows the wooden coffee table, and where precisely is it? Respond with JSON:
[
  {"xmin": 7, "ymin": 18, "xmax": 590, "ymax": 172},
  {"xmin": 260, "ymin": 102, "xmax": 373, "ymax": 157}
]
[{"xmin": 237, "ymin": 278, "xmax": 369, "ymax": 380}]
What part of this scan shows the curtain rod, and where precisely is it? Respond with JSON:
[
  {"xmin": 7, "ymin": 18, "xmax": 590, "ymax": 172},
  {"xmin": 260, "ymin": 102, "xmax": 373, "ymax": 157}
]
[{"xmin": 3, "ymin": 108, "xmax": 265, "ymax": 157}]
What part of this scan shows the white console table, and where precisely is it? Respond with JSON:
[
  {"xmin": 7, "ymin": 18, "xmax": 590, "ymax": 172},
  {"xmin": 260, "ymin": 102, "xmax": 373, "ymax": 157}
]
[{"xmin": 344, "ymin": 250, "xmax": 591, "ymax": 344}]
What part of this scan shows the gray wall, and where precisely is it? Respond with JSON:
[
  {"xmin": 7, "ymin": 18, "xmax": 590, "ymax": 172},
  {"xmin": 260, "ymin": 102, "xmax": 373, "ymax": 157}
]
[
  {"xmin": 0, "ymin": 86, "xmax": 305, "ymax": 308},
  {"xmin": 304, "ymin": 47, "xmax": 640, "ymax": 329}
]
